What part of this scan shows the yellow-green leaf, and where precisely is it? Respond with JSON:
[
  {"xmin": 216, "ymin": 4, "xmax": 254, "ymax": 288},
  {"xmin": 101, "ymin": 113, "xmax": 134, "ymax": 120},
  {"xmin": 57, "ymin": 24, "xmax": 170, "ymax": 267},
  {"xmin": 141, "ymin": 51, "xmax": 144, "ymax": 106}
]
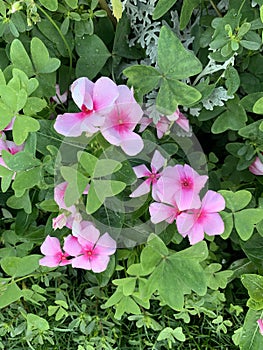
[{"xmin": 111, "ymin": 0, "xmax": 123, "ymax": 21}]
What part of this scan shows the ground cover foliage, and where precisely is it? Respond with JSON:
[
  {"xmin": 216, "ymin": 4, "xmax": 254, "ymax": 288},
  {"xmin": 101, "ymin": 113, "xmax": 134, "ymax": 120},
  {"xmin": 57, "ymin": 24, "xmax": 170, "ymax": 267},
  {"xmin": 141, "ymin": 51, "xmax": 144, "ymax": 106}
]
[{"xmin": 0, "ymin": 0, "xmax": 263, "ymax": 349}]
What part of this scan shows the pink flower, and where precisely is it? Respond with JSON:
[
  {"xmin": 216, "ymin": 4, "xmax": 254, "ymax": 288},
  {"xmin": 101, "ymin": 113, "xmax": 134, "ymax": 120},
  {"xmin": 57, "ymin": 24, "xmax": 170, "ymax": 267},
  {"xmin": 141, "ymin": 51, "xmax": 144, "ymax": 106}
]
[
  {"xmin": 52, "ymin": 213, "xmax": 67, "ymax": 230},
  {"xmin": 157, "ymin": 164, "xmax": 208, "ymax": 211},
  {"xmin": 69, "ymin": 221, "xmax": 116, "ymax": 273},
  {"xmin": 100, "ymin": 85, "xmax": 144, "ymax": 156},
  {"xmin": 257, "ymin": 319, "xmax": 263, "ymax": 335},
  {"xmin": 54, "ymin": 77, "xmax": 119, "ymax": 137},
  {"xmin": 149, "ymin": 196, "xmax": 181, "ymax": 224},
  {"xmin": 130, "ymin": 150, "xmax": 165, "ymax": 198},
  {"xmin": 0, "ymin": 133, "xmax": 24, "ymax": 173},
  {"xmin": 52, "ymin": 84, "xmax": 68, "ymax": 104},
  {"xmin": 176, "ymin": 190, "xmax": 225, "ymax": 245},
  {"xmin": 167, "ymin": 108, "xmax": 189, "ymax": 132},
  {"xmin": 249, "ymin": 156, "xmax": 263, "ymax": 175},
  {"xmin": 39, "ymin": 235, "xmax": 73, "ymax": 267}
]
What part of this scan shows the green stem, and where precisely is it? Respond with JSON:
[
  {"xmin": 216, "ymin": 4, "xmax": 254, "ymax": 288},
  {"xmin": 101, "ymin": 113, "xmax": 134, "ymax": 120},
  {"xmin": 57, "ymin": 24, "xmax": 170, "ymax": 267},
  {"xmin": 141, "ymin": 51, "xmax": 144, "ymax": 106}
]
[
  {"xmin": 238, "ymin": 0, "xmax": 246, "ymax": 15},
  {"xmin": 98, "ymin": 0, "xmax": 117, "ymax": 27},
  {"xmin": 209, "ymin": 0, "xmax": 222, "ymax": 17},
  {"xmin": 36, "ymin": 4, "xmax": 73, "ymax": 90}
]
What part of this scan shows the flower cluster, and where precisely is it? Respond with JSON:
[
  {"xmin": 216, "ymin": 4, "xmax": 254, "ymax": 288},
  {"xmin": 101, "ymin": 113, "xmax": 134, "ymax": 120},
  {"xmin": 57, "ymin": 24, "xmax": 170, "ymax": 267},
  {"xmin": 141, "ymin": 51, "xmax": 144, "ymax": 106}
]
[
  {"xmin": 131, "ymin": 150, "xmax": 226, "ymax": 245},
  {"xmin": 54, "ymin": 77, "xmax": 144, "ymax": 156},
  {"xmin": 39, "ymin": 221, "xmax": 116, "ymax": 273}
]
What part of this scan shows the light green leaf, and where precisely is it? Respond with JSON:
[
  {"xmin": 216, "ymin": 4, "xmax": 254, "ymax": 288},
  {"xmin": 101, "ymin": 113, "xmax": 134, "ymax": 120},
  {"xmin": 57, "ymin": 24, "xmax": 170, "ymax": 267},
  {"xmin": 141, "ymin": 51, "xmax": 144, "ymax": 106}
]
[
  {"xmin": 78, "ymin": 151, "xmax": 98, "ymax": 176},
  {"xmin": 123, "ymin": 65, "xmax": 161, "ymax": 95},
  {"xmin": 239, "ymin": 309, "xmax": 263, "ymax": 350},
  {"xmin": 31, "ymin": 37, "xmax": 60, "ymax": 74},
  {"xmin": 86, "ymin": 180, "xmax": 103, "ymax": 214},
  {"xmin": 219, "ymin": 190, "xmax": 252, "ymax": 212},
  {"xmin": 0, "ymin": 255, "xmax": 41, "ymax": 278},
  {"xmin": 179, "ymin": 0, "xmax": 201, "ymax": 30},
  {"xmin": 38, "ymin": 0, "xmax": 58, "ymax": 11},
  {"xmin": 23, "ymin": 97, "xmax": 47, "ymax": 115},
  {"xmin": 234, "ymin": 209, "xmax": 263, "ymax": 241},
  {"xmin": 13, "ymin": 115, "xmax": 40, "ymax": 145},
  {"xmin": 242, "ymin": 274, "xmax": 263, "ymax": 302},
  {"xmin": 12, "ymin": 167, "xmax": 42, "ymax": 197},
  {"xmin": 111, "ymin": 0, "xmax": 123, "ymax": 21},
  {"xmin": 93, "ymin": 159, "xmax": 122, "ymax": 178},
  {"xmin": 253, "ymin": 97, "xmax": 263, "ymax": 114},
  {"xmin": 1, "ymin": 150, "xmax": 41, "ymax": 171},
  {"xmin": 0, "ymin": 165, "xmax": 14, "ymax": 192},
  {"xmin": 157, "ymin": 26, "xmax": 202, "ymax": 79},
  {"xmin": 27, "ymin": 313, "xmax": 50, "ymax": 331},
  {"xmin": 10, "ymin": 39, "xmax": 34, "ymax": 77},
  {"xmin": 225, "ymin": 66, "xmax": 240, "ymax": 95},
  {"xmin": 0, "ymin": 283, "xmax": 22, "ymax": 309},
  {"xmin": 7, "ymin": 190, "xmax": 32, "ymax": 214}
]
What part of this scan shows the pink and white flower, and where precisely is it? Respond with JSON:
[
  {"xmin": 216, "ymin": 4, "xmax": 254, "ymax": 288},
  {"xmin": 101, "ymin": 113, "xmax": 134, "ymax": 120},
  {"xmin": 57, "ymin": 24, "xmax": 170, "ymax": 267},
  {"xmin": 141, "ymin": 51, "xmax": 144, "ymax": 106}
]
[
  {"xmin": 70, "ymin": 221, "xmax": 116, "ymax": 273},
  {"xmin": 52, "ymin": 84, "xmax": 68, "ymax": 104},
  {"xmin": 249, "ymin": 155, "xmax": 263, "ymax": 175},
  {"xmin": 39, "ymin": 235, "xmax": 72, "ymax": 267},
  {"xmin": 100, "ymin": 85, "xmax": 144, "ymax": 156},
  {"xmin": 130, "ymin": 150, "xmax": 165, "ymax": 199},
  {"xmin": 176, "ymin": 190, "xmax": 225, "ymax": 245},
  {"xmin": 149, "ymin": 196, "xmax": 181, "ymax": 224},
  {"xmin": 54, "ymin": 77, "xmax": 119, "ymax": 137},
  {"xmin": 156, "ymin": 164, "xmax": 208, "ymax": 211},
  {"xmin": 257, "ymin": 319, "xmax": 263, "ymax": 335}
]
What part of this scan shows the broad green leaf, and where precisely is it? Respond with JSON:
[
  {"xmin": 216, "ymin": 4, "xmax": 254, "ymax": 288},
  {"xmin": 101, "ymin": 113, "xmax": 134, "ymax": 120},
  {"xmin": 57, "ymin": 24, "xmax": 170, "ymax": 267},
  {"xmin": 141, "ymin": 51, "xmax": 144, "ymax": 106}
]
[
  {"xmin": 253, "ymin": 96, "xmax": 263, "ymax": 114},
  {"xmin": 93, "ymin": 179, "xmax": 126, "ymax": 201},
  {"xmin": 240, "ymin": 93, "xmax": 263, "ymax": 113},
  {"xmin": 225, "ymin": 66, "xmax": 240, "ymax": 95},
  {"xmin": 241, "ymin": 233, "xmax": 263, "ymax": 266},
  {"xmin": 37, "ymin": 199, "xmax": 59, "ymax": 212},
  {"xmin": 27, "ymin": 313, "xmax": 50, "ymax": 331},
  {"xmin": 31, "ymin": 37, "xmax": 60, "ymax": 74},
  {"xmin": 141, "ymin": 234, "xmax": 169, "ymax": 274},
  {"xmin": 0, "ymin": 255, "xmax": 41, "ymax": 277},
  {"xmin": 7, "ymin": 190, "xmax": 32, "ymax": 214},
  {"xmin": 205, "ymin": 263, "xmax": 233, "ymax": 290},
  {"xmin": 86, "ymin": 180, "xmax": 103, "ymax": 214},
  {"xmin": 219, "ymin": 190, "xmax": 252, "ymax": 212},
  {"xmin": 13, "ymin": 116, "xmax": 40, "ymax": 145},
  {"xmin": 23, "ymin": 97, "xmax": 47, "ymax": 115},
  {"xmin": 78, "ymin": 151, "xmax": 98, "ymax": 176},
  {"xmin": 0, "ymin": 282, "xmax": 22, "ymax": 309},
  {"xmin": 12, "ymin": 167, "xmax": 42, "ymax": 197},
  {"xmin": 1, "ymin": 150, "xmax": 41, "ymax": 171},
  {"xmin": 157, "ymin": 79, "xmax": 201, "ymax": 114},
  {"xmin": 123, "ymin": 65, "xmax": 161, "ymax": 95},
  {"xmin": 0, "ymin": 102, "xmax": 14, "ymax": 129},
  {"xmin": 75, "ymin": 35, "xmax": 111, "ymax": 79},
  {"xmin": 111, "ymin": 0, "xmax": 123, "ymax": 21},
  {"xmin": 157, "ymin": 26, "xmax": 202, "ymax": 79},
  {"xmin": 180, "ymin": 0, "xmax": 201, "ymax": 30},
  {"xmin": 10, "ymin": 39, "xmax": 34, "ymax": 77},
  {"xmin": 115, "ymin": 295, "xmax": 141, "ymax": 320},
  {"xmin": 242, "ymin": 274, "xmax": 263, "ymax": 302},
  {"xmin": 220, "ymin": 211, "xmax": 234, "ymax": 239},
  {"xmin": 113, "ymin": 277, "xmax": 136, "ymax": 296},
  {"xmin": 212, "ymin": 97, "xmax": 247, "ymax": 134},
  {"xmin": 64, "ymin": 0, "xmax": 78, "ymax": 8},
  {"xmin": 152, "ymin": 0, "xmax": 178, "ymax": 20},
  {"xmin": 0, "ymin": 85, "xmax": 18, "ymax": 111},
  {"xmin": 93, "ymin": 159, "xmax": 122, "ymax": 178},
  {"xmin": 0, "ymin": 165, "xmax": 14, "ymax": 192},
  {"xmin": 38, "ymin": 0, "xmax": 58, "ymax": 11},
  {"xmin": 239, "ymin": 309, "xmax": 263, "ymax": 350},
  {"xmin": 60, "ymin": 166, "xmax": 89, "ymax": 207},
  {"xmin": 234, "ymin": 209, "xmax": 263, "ymax": 241}
]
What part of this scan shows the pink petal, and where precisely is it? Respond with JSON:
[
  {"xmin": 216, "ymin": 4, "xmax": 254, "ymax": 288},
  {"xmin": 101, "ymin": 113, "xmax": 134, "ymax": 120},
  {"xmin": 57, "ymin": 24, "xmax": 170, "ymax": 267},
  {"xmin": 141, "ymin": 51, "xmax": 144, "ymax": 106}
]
[
  {"xmin": 138, "ymin": 117, "xmax": 152, "ymax": 133},
  {"xmin": 75, "ymin": 224, "xmax": 100, "ymax": 246},
  {"xmin": 40, "ymin": 235, "xmax": 62, "ymax": 256},
  {"xmin": 120, "ymin": 131, "xmax": 144, "ymax": 156},
  {"xmin": 156, "ymin": 117, "xmax": 169, "ymax": 139},
  {"xmin": 53, "ymin": 85, "xmax": 68, "ymax": 104},
  {"xmin": 52, "ymin": 213, "xmax": 67, "ymax": 230},
  {"xmin": 176, "ymin": 212, "xmax": 196, "ymax": 234},
  {"xmin": 71, "ymin": 255, "xmax": 91, "ymax": 270},
  {"xmin": 71, "ymin": 77, "xmax": 94, "ymax": 111},
  {"xmin": 257, "ymin": 319, "xmax": 263, "ymax": 335},
  {"xmin": 132, "ymin": 164, "xmax": 150, "ymax": 178},
  {"xmin": 174, "ymin": 189, "xmax": 201, "ymax": 211},
  {"xmin": 39, "ymin": 255, "xmax": 61, "ymax": 267},
  {"xmin": 95, "ymin": 232, "xmax": 116, "ymax": 256},
  {"xmin": 90, "ymin": 255, "xmax": 110, "ymax": 273},
  {"xmin": 175, "ymin": 114, "xmax": 189, "ymax": 132},
  {"xmin": 0, "ymin": 138, "xmax": 8, "ymax": 153},
  {"xmin": 203, "ymin": 213, "xmax": 225, "ymax": 236},
  {"xmin": 93, "ymin": 77, "xmax": 119, "ymax": 112},
  {"xmin": 151, "ymin": 150, "xmax": 165, "ymax": 172},
  {"xmin": 187, "ymin": 223, "xmax": 205, "ymax": 245},
  {"xmin": 149, "ymin": 202, "xmax": 177, "ymax": 224},
  {"xmin": 54, "ymin": 112, "xmax": 86, "ymax": 137},
  {"xmin": 130, "ymin": 180, "xmax": 151, "ymax": 197},
  {"xmin": 63, "ymin": 234, "xmax": 83, "ymax": 256},
  {"xmin": 54, "ymin": 182, "xmax": 75, "ymax": 212},
  {"xmin": 201, "ymin": 190, "xmax": 225, "ymax": 213},
  {"xmin": 249, "ymin": 157, "xmax": 263, "ymax": 175}
]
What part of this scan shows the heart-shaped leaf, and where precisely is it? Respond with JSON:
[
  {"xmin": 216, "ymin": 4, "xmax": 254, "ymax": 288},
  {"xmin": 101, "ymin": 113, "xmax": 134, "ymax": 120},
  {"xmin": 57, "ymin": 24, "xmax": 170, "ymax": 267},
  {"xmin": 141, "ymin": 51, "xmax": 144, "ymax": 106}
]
[
  {"xmin": 31, "ymin": 37, "xmax": 60, "ymax": 74},
  {"xmin": 13, "ymin": 115, "xmax": 40, "ymax": 145},
  {"xmin": 234, "ymin": 209, "xmax": 263, "ymax": 241},
  {"xmin": 219, "ymin": 190, "xmax": 252, "ymax": 212},
  {"xmin": 10, "ymin": 39, "xmax": 34, "ymax": 77}
]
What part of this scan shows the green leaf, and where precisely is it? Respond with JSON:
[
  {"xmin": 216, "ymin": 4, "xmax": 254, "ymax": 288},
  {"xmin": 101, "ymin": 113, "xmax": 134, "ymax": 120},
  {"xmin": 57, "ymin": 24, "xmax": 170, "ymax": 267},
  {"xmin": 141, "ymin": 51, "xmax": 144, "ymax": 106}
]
[
  {"xmin": 78, "ymin": 151, "xmax": 98, "ymax": 176},
  {"xmin": 113, "ymin": 277, "xmax": 136, "ymax": 296},
  {"xmin": 220, "ymin": 211, "xmax": 234, "ymax": 239},
  {"xmin": 1, "ymin": 150, "xmax": 41, "ymax": 171},
  {"xmin": 179, "ymin": 0, "xmax": 201, "ymax": 30},
  {"xmin": 112, "ymin": 0, "xmax": 123, "ymax": 21},
  {"xmin": 0, "ymin": 283, "xmax": 22, "ymax": 309},
  {"xmin": 239, "ymin": 309, "xmax": 263, "ymax": 350},
  {"xmin": 93, "ymin": 179, "xmax": 126, "ymax": 201},
  {"xmin": 115, "ymin": 295, "xmax": 141, "ymax": 320},
  {"xmin": 93, "ymin": 159, "xmax": 122, "ymax": 178},
  {"xmin": 38, "ymin": 0, "xmax": 58, "ymax": 11},
  {"xmin": 7, "ymin": 190, "xmax": 32, "ymax": 214},
  {"xmin": 0, "ymin": 255, "xmax": 41, "ymax": 278},
  {"xmin": 23, "ymin": 97, "xmax": 47, "ymax": 115},
  {"xmin": 241, "ymin": 233, "xmax": 263, "ymax": 266},
  {"xmin": 157, "ymin": 26, "xmax": 202, "ymax": 79},
  {"xmin": 225, "ymin": 66, "xmax": 240, "ymax": 95},
  {"xmin": 157, "ymin": 79, "xmax": 201, "ymax": 114},
  {"xmin": 10, "ymin": 39, "xmax": 34, "ymax": 77},
  {"xmin": 13, "ymin": 116, "xmax": 40, "ymax": 145},
  {"xmin": 64, "ymin": 0, "xmax": 78, "ymax": 8},
  {"xmin": 211, "ymin": 97, "xmax": 247, "ymax": 134},
  {"xmin": 75, "ymin": 35, "xmax": 111, "ymax": 80},
  {"xmin": 37, "ymin": 199, "xmax": 59, "ymax": 212},
  {"xmin": 152, "ymin": 0, "xmax": 178, "ymax": 20},
  {"xmin": 31, "ymin": 37, "xmax": 60, "ymax": 74},
  {"xmin": 205, "ymin": 263, "xmax": 233, "ymax": 290},
  {"xmin": 0, "ymin": 165, "xmax": 14, "ymax": 192},
  {"xmin": 219, "ymin": 190, "xmax": 252, "ymax": 212},
  {"xmin": 242, "ymin": 274, "xmax": 263, "ymax": 302},
  {"xmin": 253, "ymin": 97, "xmax": 263, "ymax": 114},
  {"xmin": 12, "ymin": 167, "xmax": 42, "ymax": 197},
  {"xmin": 123, "ymin": 65, "xmax": 161, "ymax": 95},
  {"xmin": 27, "ymin": 313, "xmax": 50, "ymax": 331},
  {"xmin": 86, "ymin": 180, "xmax": 103, "ymax": 214},
  {"xmin": 234, "ymin": 209, "xmax": 263, "ymax": 241},
  {"xmin": 60, "ymin": 166, "xmax": 89, "ymax": 207}
]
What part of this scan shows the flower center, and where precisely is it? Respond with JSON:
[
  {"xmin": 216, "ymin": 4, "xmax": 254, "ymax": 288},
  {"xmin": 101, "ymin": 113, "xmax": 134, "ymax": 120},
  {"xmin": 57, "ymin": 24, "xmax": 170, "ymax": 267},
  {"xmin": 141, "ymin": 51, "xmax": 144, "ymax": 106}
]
[
  {"xmin": 118, "ymin": 119, "xmax": 123, "ymax": 124},
  {"xmin": 181, "ymin": 177, "xmax": 192, "ymax": 189},
  {"xmin": 81, "ymin": 104, "xmax": 91, "ymax": 114}
]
